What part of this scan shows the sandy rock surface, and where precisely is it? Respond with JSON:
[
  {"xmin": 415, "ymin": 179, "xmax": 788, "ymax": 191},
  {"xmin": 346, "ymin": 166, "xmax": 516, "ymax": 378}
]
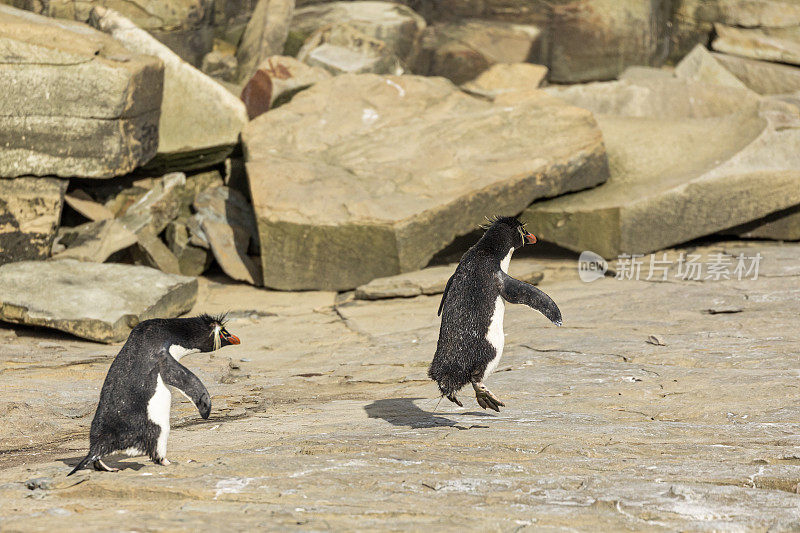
[{"xmin": 1, "ymin": 242, "xmax": 799, "ymax": 529}]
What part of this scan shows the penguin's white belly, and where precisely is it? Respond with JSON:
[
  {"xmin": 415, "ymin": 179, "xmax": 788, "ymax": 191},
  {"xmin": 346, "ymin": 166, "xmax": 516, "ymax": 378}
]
[
  {"xmin": 483, "ymin": 296, "xmax": 505, "ymax": 381},
  {"xmin": 169, "ymin": 344, "xmax": 199, "ymax": 361},
  {"xmin": 147, "ymin": 374, "xmax": 171, "ymax": 459}
]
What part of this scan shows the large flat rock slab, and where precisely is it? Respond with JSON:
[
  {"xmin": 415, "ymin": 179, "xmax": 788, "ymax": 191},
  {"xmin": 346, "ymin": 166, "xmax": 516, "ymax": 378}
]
[
  {"xmin": 0, "ymin": 177, "xmax": 66, "ymax": 265},
  {"xmin": 524, "ymin": 79, "xmax": 800, "ymax": 259},
  {"xmin": 90, "ymin": 7, "xmax": 248, "ymax": 171},
  {"xmin": 0, "ymin": 5, "xmax": 163, "ymax": 178},
  {"xmin": 0, "ymin": 260, "xmax": 197, "ymax": 343},
  {"xmin": 244, "ymin": 74, "xmax": 608, "ymax": 290}
]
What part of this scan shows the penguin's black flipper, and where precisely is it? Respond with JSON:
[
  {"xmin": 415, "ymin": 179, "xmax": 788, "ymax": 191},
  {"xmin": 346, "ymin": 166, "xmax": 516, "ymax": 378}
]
[
  {"xmin": 497, "ymin": 271, "xmax": 563, "ymax": 326},
  {"xmin": 438, "ymin": 274, "xmax": 454, "ymax": 317},
  {"xmin": 158, "ymin": 351, "xmax": 212, "ymax": 419}
]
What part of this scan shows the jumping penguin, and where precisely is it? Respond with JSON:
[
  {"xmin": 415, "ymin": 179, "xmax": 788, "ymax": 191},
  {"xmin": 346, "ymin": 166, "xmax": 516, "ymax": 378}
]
[
  {"xmin": 68, "ymin": 314, "xmax": 240, "ymax": 475},
  {"xmin": 429, "ymin": 216, "xmax": 562, "ymax": 411}
]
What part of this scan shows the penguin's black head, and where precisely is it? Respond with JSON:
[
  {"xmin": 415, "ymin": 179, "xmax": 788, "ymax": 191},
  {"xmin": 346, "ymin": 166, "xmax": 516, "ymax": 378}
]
[
  {"xmin": 194, "ymin": 313, "xmax": 241, "ymax": 352},
  {"xmin": 480, "ymin": 216, "xmax": 537, "ymax": 254}
]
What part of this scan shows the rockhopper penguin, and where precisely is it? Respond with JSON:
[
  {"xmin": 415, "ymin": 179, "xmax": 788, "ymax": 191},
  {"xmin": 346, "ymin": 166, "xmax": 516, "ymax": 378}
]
[
  {"xmin": 68, "ymin": 314, "xmax": 240, "ymax": 475},
  {"xmin": 429, "ymin": 216, "xmax": 562, "ymax": 411}
]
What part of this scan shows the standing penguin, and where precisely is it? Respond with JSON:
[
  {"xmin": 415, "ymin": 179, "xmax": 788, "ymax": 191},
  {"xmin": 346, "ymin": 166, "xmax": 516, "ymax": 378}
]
[
  {"xmin": 68, "ymin": 314, "xmax": 240, "ymax": 475},
  {"xmin": 429, "ymin": 216, "xmax": 562, "ymax": 411}
]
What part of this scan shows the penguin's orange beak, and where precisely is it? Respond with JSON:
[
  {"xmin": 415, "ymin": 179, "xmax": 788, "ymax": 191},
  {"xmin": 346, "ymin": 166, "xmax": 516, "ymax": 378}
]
[
  {"xmin": 227, "ymin": 334, "xmax": 241, "ymax": 345},
  {"xmin": 525, "ymin": 233, "xmax": 537, "ymax": 244}
]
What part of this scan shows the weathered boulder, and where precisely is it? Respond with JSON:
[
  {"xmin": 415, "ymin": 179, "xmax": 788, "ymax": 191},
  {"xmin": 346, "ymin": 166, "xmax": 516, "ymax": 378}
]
[
  {"xmin": 671, "ymin": 0, "xmax": 800, "ymax": 60},
  {"xmin": 236, "ymin": 0, "xmax": 295, "ymax": 82},
  {"xmin": 201, "ymin": 48, "xmax": 239, "ymax": 83},
  {"xmin": 64, "ymin": 191, "xmax": 114, "ymax": 222},
  {"xmin": 713, "ymin": 52, "xmax": 800, "ymax": 95},
  {"xmin": 165, "ymin": 220, "xmax": 213, "ymax": 276},
  {"xmin": 0, "ymin": 260, "xmax": 197, "ymax": 343},
  {"xmin": 285, "ymin": 1, "xmax": 425, "ymax": 63},
  {"xmin": 2, "ymin": 0, "xmax": 215, "ymax": 66},
  {"xmin": 53, "ymin": 219, "xmax": 137, "ymax": 263},
  {"xmin": 118, "ymin": 172, "xmax": 186, "ymax": 236},
  {"xmin": 131, "ymin": 230, "xmax": 182, "ymax": 274},
  {"xmin": 193, "ymin": 186, "xmax": 261, "ymax": 285},
  {"xmin": 297, "ymin": 25, "xmax": 403, "ymax": 76},
  {"xmin": 713, "ymin": 24, "xmax": 800, "ymax": 66},
  {"xmin": 240, "ymin": 56, "xmax": 331, "ymax": 119},
  {"xmin": 355, "ymin": 259, "xmax": 545, "ymax": 300},
  {"xmin": 675, "ymin": 45, "xmax": 751, "ymax": 91},
  {"xmin": 243, "ymin": 74, "xmax": 608, "ymax": 290},
  {"xmin": 545, "ymin": 0, "xmax": 671, "ymax": 83},
  {"xmin": 724, "ymin": 206, "xmax": 800, "ymax": 241},
  {"xmin": 461, "ymin": 63, "xmax": 548, "ymax": 100},
  {"xmin": 0, "ymin": 178, "xmax": 66, "ymax": 265},
  {"xmin": 90, "ymin": 7, "xmax": 248, "ymax": 171},
  {"xmin": 213, "ymin": 0, "xmax": 259, "ymax": 45},
  {"xmin": 0, "ymin": 5, "xmax": 162, "ymax": 178},
  {"xmin": 523, "ymin": 79, "xmax": 800, "ymax": 259},
  {"xmin": 414, "ymin": 19, "xmax": 541, "ymax": 84}
]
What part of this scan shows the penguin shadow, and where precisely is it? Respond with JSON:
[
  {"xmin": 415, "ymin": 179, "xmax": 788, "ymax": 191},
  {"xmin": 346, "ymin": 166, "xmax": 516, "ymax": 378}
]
[
  {"xmin": 364, "ymin": 398, "xmax": 493, "ymax": 430},
  {"xmin": 59, "ymin": 455, "xmax": 146, "ymax": 473}
]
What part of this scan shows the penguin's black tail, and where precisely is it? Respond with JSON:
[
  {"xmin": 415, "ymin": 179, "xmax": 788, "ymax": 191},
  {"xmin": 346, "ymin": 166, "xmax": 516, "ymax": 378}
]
[{"xmin": 67, "ymin": 453, "xmax": 95, "ymax": 476}]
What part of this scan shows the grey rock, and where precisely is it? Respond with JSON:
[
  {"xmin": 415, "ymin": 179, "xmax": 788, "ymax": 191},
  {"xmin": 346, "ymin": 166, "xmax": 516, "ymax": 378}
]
[
  {"xmin": 118, "ymin": 173, "xmax": 186, "ymax": 236},
  {"xmin": 244, "ymin": 74, "xmax": 608, "ymax": 290},
  {"xmin": 53, "ymin": 219, "xmax": 137, "ymax": 263},
  {"xmin": 0, "ymin": 259, "xmax": 197, "ymax": 343},
  {"xmin": 131, "ymin": 230, "xmax": 182, "ymax": 275},
  {"xmin": 724, "ymin": 205, "xmax": 800, "ymax": 241},
  {"xmin": 0, "ymin": 177, "xmax": 66, "ymax": 265},
  {"xmin": 525, "ymin": 79, "xmax": 800, "ymax": 259},
  {"xmin": 290, "ymin": 2, "xmax": 425, "ymax": 77},
  {"xmin": 193, "ymin": 186, "xmax": 261, "ymax": 285},
  {"xmin": 89, "ymin": 7, "xmax": 248, "ymax": 171},
  {"xmin": 165, "ymin": 220, "xmax": 213, "ymax": 276},
  {"xmin": 0, "ymin": 5, "xmax": 162, "ymax": 178},
  {"xmin": 414, "ymin": 19, "xmax": 541, "ymax": 85},
  {"xmin": 236, "ymin": 0, "xmax": 294, "ymax": 82},
  {"xmin": 355, "ymin": 259, "xmax": 545, "ymax": 300},
  {"xmin": 201, "ymin": 49, "xmax": 239, "ymax": 83},
  {"xmin": 213, "ymin": 0, "xmax": 259, "ymax": 45}
]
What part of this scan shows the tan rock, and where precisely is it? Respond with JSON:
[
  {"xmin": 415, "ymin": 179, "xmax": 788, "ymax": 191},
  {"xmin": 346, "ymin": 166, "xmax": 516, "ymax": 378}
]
[
  {"xmin": 525, "ymin": 79, "xmax": 800, "ymax": 259},
  {"xmin": 64, "ymin": 191, "xmax": 114, "ymax": 222},
  {"xmin": 414, "ymin": 19, "xmax": 541, "ymax": 84},
  {"xmin": 713, "ymin": 52, "xmax": 800, "ymax": 95},
  {"xmin": 713, "ymin": 23, "xmax": 800, "ymax": 66},
  {"xmin": 725, "ymin": 206, "xmax": 800, "ymax": 241},
  {"xmin": 243, "ymin": 74, "xmax": 608, "ymax": 290},
  {"xmin": 132, "ymin": 230, "xmax": 183, "ymax": 275},
  {"xmin": 241, "ymin": 56, "xmax": 331, "ymax": 120},
  {"xmin": 53, "ymin": 219, "xmax": 137, "ymax": 263},
  {"xmin": 118, "ymin": 173, "xmax": 187, "ymax": 236},
  {"xmin": 298, "ymin": 25, "xmax": 403, "ymax": 76},
  {"xmin": 0, "ymin": 5, "xmax": 162, "ymax": 178},
  {"xmin": 461, "ymin": 63, "xmax": 548, "ymax": 99},
  {"xmin": 236, "ymin": 0, "xmax": 294, "ymax": 82},
  {"xmin": 675, "ymin": 45, "xmax": 751, "ymax": 91},
  {"xmin": 0, "ymin": 177, "xmax": 66, "ymax": 264},
  {"xmin": 89, "ymin": 7, "xmax": 248, "ymax": 171}
]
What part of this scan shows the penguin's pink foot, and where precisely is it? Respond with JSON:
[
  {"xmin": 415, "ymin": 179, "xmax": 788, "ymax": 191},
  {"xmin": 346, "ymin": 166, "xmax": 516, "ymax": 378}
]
[
  {"xmin": 93, "ymin": 459, "xmax": 119, "ymax": 472},
  {"xmin": 157, "ymin": 458, "xmax": 171, "ymax": 466},
  {"xmin": 473, "ymin": 382, "xmax": 504, "ymax": 412},
  {"xmin": 445, "ymin": 394, "xmax": 463, "ymax": 407}
]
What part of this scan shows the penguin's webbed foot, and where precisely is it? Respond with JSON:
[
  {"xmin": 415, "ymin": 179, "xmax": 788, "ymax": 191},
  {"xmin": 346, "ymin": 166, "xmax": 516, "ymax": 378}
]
[
  {"xmin": 445, "ymin": 393, "xmax": 463, "ymax": 407},
  {"xmin": 473, "ymin": 383, "xmax": 505, "ymax": 412},
  {"xmin": 93, "ymin": 459, "xmax": 119, "ymax": 472},
  {"xmin": 157, "ymin": 458, "xmax": 171, "ymax": 466}
]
